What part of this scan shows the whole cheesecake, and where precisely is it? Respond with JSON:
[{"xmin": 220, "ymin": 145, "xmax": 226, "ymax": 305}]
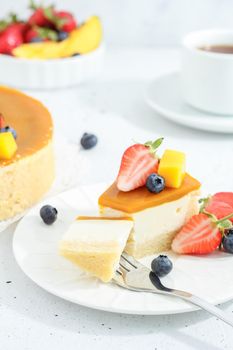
[{"xmin": 0, "ymin": 86, "xmax": 55, "ymax": 221}]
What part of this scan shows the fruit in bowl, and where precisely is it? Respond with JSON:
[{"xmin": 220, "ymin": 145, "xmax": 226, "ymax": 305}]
[
  {"xmin": 0, "ymin": 1, "xmax": 102, "ymax": 59},
  {"xmin": 0, "ymin": 2, "xmax": 104, "ymax": 88}
]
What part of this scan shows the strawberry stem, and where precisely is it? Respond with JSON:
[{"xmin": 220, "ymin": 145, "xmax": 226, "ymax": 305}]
[
  {"xmin": 216, "ymin": 213, "xmax": 233, "ymax": 224},
  {"xmin": 199, "ymin": 196, "xmax": 211, "ymax": 213},
  {"xmin": 29, "ymin": 0, "xmax": 38, "ymax": 10},
  {"xmin": 144, "ymin": 137, "xmax": 164, "ymax": 155}
]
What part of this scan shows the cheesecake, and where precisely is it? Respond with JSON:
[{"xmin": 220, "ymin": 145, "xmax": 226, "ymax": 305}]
[
  {"xmin": 0, "ymin": 86, "xmax": 54, "ymax": 221},
  {"xmin": 99, "ymin": 174, "xmax": 201, "ymax": 258},
  {"xmin": 59, "ymin": 216, "xmax": 134, "ymax": 282}
]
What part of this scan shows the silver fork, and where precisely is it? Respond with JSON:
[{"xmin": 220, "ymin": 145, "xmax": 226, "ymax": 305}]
[{"xmin": 113, "ymin": 252, "xmax": 233, "ymax": 327}]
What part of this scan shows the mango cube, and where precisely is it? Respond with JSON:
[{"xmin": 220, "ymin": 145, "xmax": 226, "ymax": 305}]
[
  {"xmin": 158, "ymin": 149, "xmax": 186, "ymax": 188},
  {"xmin": 0, "ymin": 132, "xmax": 17, "ymax": 160}
]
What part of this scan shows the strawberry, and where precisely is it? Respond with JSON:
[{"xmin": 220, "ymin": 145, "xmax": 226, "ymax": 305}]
[
  {"xmin": 0, "ymin": 114, "xmax": 4, "ymax": 129},
  {"xmin": 116, "ymin": 138, "xmax": 163, "ymax": 192},
  {"xmin": 205, "ymin": 200, "xmax": 233, "ymax": 223},
  {"xmin": 172, "ymin": 212, "xmax": 233, "ymax": 255},
  {"xmin": 25, "ymin": 26, "xmax": 58, "ymax": 43},
  {"xmin": 212, "ymin": 192, "xmax": 233, "ymax": 208},
  {"xmin": 0, "ymin": 24, "xmax": 24, "ymax": 54},
  {"xmin": 28, "ymin": 8, "xmax": 52, "ymax": 27},
  {"xmin": 28, "ymin": 1, "xmax": 54, "ymax": 28},
  {"xmin": 53, "ymin": 11, "xmax": 77, "ymax": 33},
  {"xmin": 200, "ymin": 192, "xmax": 233, "ymax": 223}
]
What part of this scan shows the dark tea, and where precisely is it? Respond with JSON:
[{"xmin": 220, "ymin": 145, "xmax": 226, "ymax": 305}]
[{"xmin": 199, "ymin": 45, "xmax": 233, "ymax": 54}]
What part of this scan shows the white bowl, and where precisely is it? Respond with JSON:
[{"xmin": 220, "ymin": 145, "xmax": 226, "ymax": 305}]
[{"xmin": 0, "ymin": 44, "xmax": 105, "ymax": 89}]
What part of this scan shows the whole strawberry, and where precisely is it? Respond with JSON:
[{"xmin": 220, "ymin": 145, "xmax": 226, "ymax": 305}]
[
  {"xmin": 116, "ymin": 138, "xmax": 163, "ymax": 192},
  {"xmin": 0, "ymin": 23, "xmax": 24, "ymax": 54},
  {"xmin": 28, "ymin": 1, "xmax": 54, "ymax": 27},
  {"xmin": 53, "ymin": 11, "xmax": 77, "ymax": 33}
]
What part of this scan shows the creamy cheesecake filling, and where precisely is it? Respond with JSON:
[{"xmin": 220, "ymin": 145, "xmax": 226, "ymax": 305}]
[
  {"xmin": 59, "ymin": 217, "xmax": 134, "ymax": 282},
  {"xmin": 100, "ymin": 190, "xmax": 200, "ymax": 258}
]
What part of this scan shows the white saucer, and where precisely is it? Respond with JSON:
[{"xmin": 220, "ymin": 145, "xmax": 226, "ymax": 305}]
[
  {"xmin": 12, "ymin": 184, "xmax": 233, "ymax": 315},
  {"xmin": 146, "ymin": 71, "xmax": 233, "ymax": 133}
]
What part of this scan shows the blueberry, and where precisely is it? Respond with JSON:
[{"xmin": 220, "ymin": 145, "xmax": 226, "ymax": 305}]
[
  {"xmin": 80, "ymin": 133, "xmax": 98, "ymax": 150},
  {"xmin": 151, "ymin": 255, "xmax": 173, "ymax": 277},
  {"xmin": 0, "ymin": 126, "xmax": 17, "ymax": 139},
  {"xmin": 222, "ymin": 229, "xmax": 233, "ymax": 254},
  {"xmin": 146, "ymin": 173, "xmax": 165, "ymax": 193},
  {"xmin": 30, "ymin": 37, "xmax": 44, "ymax": 43},
  {"xmin": 57, "ymin": 31, "xmax": 69, "ymax": 41},
  {"xmin": 40, "ymin": 205, "xmax": 58, "ymax": 225}
]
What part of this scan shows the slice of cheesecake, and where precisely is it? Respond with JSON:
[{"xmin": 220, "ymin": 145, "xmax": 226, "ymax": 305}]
[
  {"xmin": 59, "ymin": 216, "xmax": 134, "ymax": 282},
  {"xmin": 99, "ymin": 173, "xmax": 201, "ymax": 258}
]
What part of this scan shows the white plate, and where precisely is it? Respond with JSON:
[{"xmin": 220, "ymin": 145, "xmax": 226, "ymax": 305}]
[
  {"xmin": 146, "ymin": 71, "xmax": 233, "ymax": 133},
  {"xmin": 0, "ymin": 44, "xmax": 105, "ymax": 89},
  {"xmin": 13, "ymin": 184, "xmax": 233, "ymax": 315}
]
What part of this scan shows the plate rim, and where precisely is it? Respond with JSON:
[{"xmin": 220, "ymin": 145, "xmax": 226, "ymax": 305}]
[
  {"xmin": 145, "ymin": 70, "xmax": 233, "ymax": 134},
  {"xmin": 12, "ymin": 185, "xmax": 233, "ymax": 315}
]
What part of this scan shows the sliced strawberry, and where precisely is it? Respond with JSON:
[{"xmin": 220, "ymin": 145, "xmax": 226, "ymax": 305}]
[
  {"xmin": 205, "ymin": 200, "xmax": 233, "ymax": 223},
  {"xmin": 116, "ymin": 138, "xmax": 163, "ymax": 192},
  {"xmin": 172, "ymin": 213, "xmax": 222, "ymax": 255},
  {"xmin": 212, "ymin": 192, "xmax": 233, "ymax": 208}
]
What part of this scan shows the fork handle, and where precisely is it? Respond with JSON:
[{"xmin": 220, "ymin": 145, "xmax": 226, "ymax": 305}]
[
  {"xmin": 171, "ymin": 290, "xmax": 233, "ymax": 327},
  {"xmin": 148, "ymin": 272, "xmax": 233, "ymax": 327}
]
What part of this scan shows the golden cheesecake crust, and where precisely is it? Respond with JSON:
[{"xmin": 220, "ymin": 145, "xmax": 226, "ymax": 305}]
[{"xmin": 0, "ymin": 86, "xmax": 54, "ymax": 221}]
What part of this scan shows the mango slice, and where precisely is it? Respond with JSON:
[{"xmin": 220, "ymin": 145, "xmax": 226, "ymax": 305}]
[
  {"xmin": 61, "ymin": 16, "xmax": 102, "ymax": 56},
  {"xmin": 158, "ymin": 150, "xmax": 186, "ymax": 188},
  {"xmin": 0, "ymin": 132, "xmax": 17, "ymax": 160},
  {"xmin": 13, "ymin": 16, "xmax": 102, "ymax": 59}
]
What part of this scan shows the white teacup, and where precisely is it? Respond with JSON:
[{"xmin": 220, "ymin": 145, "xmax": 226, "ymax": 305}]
[{"xmin": 181, "ymin": 29, "xmax": 233, "ymax": 115}]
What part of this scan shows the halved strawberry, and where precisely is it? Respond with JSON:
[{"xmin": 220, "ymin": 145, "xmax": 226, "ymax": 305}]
[
  {"xmin": 212, "ymin": 192, "xmax": 233, "ymax": 208},
  {"xmin": 116, "ymin": 138, "xmax": 163, "ymax": 192},
  {"xmin": 205, "ymin": 200, "xmax": 233, "ymax": 223},
  {"xmin": 172, "ymin": 213, "xmax": 222, "ymax": 255},
  {"xmin": 200, "ymin": 192, "xmax": 233, "ymax": 223}
]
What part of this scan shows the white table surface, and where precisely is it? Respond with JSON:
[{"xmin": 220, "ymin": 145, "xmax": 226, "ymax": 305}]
[{"xmin": 1, "ymin": 48, "xmax": 233, "ymax": 350}]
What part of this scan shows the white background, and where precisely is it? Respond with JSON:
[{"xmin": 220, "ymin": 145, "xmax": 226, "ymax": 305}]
[{"xmin": 1, "ymin": 0, "xmax": 233, "ymax": 46}]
